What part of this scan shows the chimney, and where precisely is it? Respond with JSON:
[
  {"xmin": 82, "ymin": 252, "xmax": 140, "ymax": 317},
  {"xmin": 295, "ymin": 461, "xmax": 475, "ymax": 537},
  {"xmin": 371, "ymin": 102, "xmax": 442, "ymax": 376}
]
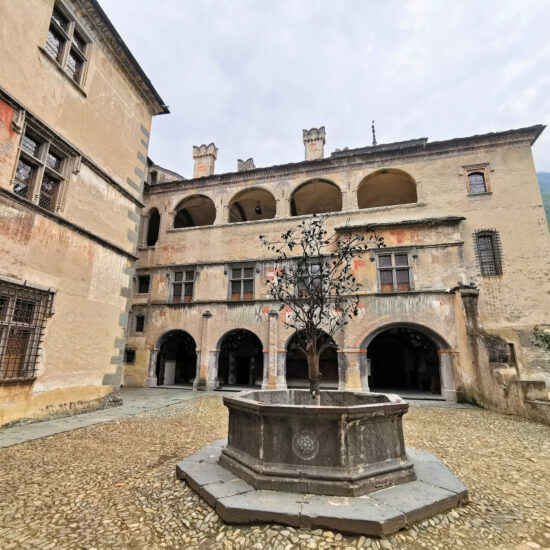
[
  {"xmin": 192, "ymin": 143, "xmax": 218, "ymax": 178},
  {"xmin": 303, "ymin": 126, "xmax": 325, "ymax": 160},
  {"xmin": 237, "ymin": 158, "xmax": 256, "ymax": 172}
]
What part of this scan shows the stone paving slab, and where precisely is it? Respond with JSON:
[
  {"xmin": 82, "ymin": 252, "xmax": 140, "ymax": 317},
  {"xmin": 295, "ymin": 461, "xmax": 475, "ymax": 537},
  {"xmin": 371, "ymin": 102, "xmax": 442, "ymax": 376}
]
[{"xmin": 176, "ymin": 441, "xmax": 469, "ymax": 537}]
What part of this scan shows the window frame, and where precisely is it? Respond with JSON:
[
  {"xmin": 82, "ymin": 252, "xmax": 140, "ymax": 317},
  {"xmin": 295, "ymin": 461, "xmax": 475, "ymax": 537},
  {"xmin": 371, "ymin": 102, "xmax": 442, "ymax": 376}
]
[
  {"xmin": 228, "ymin": 265, "xmax": 255, "ymax": 301},
  {"xmin": 13, "ymin": 125, "xmax": 68, "ymax": 212},
  {"xmin": 123, "ymin": 348, "xmax": 136, "ymax": 364},
  {"xmin": 474, "ymin": 230, "xmax": 503, "ymax": 276},
  {"xmin": 0, "ymin": 279, "xmax": 54, "ymax": 384},
  {"xmin": 375, "ymin": 251, "xmax": 413, "ymax": 293},
  {"xmin": 134, "ymin": 315, "xmax": 145, "ymax": 334},
  {"xmin": 463, "ymin": 164, "xmax": 492, "ymax": 196},
  {"xmin": 44, "ymin": 2, "xmax": 91, "ymax": 87},
  {"xmin": 136, "ymin": 274, "xmax": 151, "ymax": 295},
  {"xmin": 171, "ymin": 268, "xmax": 196, "ymax": 303}
]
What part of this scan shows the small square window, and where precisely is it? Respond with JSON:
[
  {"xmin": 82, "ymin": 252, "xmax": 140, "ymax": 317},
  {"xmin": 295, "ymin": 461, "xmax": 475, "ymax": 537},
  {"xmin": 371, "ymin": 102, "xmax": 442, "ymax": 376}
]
[
  {"xmin": 229, "ymin": 264, "xmax": 255, "ymax": 301},
  {"xmin": 377, "ymin": 252, "xmax": 411, "ymax": 292},
  {"xmin": 135, "ymin": 315, "xmax": 145, "ymax": 333},
  {"xmin": 124, "ymin": 349, "xmax": 136, "ymax": 364},
  {"xmin": 137, "ymin": 275, "xmax": 150, "ymax": 294},
  {"xmin": 172, "ymin": 269, "xmax": 195, "ymax": 303}
]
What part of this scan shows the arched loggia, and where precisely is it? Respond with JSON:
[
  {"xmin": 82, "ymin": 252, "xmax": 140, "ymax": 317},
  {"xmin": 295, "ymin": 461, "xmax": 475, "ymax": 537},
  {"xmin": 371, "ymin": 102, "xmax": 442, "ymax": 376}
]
[
  {"xmin": 357, "ymin": 169, "xmax": 417, "ymax": 209},
  {"xmin": 155, "ymin": 330, "xmax": 197, "ymax": 386},
  {"xmin": 174, "ymin": 195, "xmax": 216, "ymax": 228},
  {"xmin": 217, "ymin": 329, "xmax": 264, "ymax": 387},
  {"xmin": 290, "ymin": 179, "xmax": 342, "ymax": 216}
]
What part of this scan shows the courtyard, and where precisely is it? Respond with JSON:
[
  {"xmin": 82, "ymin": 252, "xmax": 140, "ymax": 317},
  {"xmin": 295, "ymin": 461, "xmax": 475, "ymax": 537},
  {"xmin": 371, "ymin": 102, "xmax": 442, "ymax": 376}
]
[{"xmin": 0, "ymin": 389, "xmax": 549, "ymax": 550}]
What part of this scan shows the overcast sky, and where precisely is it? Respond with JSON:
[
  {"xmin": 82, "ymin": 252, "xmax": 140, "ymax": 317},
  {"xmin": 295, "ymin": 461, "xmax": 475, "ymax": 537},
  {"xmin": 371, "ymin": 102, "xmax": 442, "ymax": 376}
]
[{"xmin": 100, "ymin": 0, "xmax": 550, "ymax": 178}]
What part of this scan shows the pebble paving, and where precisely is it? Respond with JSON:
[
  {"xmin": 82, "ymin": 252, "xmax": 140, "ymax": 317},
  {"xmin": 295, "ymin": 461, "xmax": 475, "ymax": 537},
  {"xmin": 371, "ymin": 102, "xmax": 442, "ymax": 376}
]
[{"xmin": 0, "ymin": 396, "xmax": 549, "ymax": 550}]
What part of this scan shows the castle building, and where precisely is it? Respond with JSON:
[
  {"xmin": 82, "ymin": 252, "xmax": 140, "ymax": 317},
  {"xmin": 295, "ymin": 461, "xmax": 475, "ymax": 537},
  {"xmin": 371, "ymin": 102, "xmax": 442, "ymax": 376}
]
[
  {"xmin": 0, "ymin": 0, "xmax": 167, "ymax": 425},
  {"xmin": 127, "ymin": 125, "xmax": 550, "ymax": 422}
]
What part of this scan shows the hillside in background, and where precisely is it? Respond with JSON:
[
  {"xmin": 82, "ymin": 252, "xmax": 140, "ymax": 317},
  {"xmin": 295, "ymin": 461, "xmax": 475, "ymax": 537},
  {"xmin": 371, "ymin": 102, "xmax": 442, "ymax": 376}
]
[{"xmin": 538, "ymin": 172, "xmax": 550, "ymax": 230}]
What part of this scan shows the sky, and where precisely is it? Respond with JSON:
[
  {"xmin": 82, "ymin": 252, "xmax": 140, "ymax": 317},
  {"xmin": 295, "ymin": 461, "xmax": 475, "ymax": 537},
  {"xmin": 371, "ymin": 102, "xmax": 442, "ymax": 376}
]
[{"xmin": 99, "ymin": 0, "xmax": 550, "ymax": 178}]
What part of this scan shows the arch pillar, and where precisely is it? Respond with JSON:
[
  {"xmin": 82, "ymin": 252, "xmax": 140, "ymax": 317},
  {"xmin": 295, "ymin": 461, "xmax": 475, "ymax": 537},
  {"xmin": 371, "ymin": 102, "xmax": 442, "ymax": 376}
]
[
  {"xmin": 438, "ymin": 349, "xmax": 458, "ymax": 402},
  {"xmin": 263, "ymin": 310, "xmax": 286, "ymax": 389},
  {"xmin": 146, "ymin": 347, "xmax": 159, "ymax": 387},
  {"xmin": 162, "ymin": 211, "xmax": 176, "ymax": 233},
  {"xmin": 340, "ymin": 348, "xmax": 368, "ymax": 391},
  {"xmin": 196, "ymin": 310, "xmax": 212, "ymax": 390},
  {"xmin": 277, "ymin": 198, "xmax": 291, "ymax": 218}
]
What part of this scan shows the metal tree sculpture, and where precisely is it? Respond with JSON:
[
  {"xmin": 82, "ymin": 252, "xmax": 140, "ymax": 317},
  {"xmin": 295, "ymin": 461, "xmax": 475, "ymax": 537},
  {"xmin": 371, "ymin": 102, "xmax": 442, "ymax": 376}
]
[{"xmin": 260, "ymin": 214, "xmax": 384, "ymax": 399}]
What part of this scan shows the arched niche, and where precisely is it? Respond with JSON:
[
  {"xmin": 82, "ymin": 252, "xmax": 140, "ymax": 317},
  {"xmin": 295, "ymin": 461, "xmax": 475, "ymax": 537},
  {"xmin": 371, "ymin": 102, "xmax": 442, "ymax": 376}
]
[
  {"xmin": 228, "ymin": 187, "xmax": 276, "ymax": 223},
  {"xmin": 357, "ymin": 169, "xmax": 417, "ymax": 209},
  {"xmin": 290, "ymin": 179, "xmax": 342, "ymax": 216},
  {"xmin": 146, "ymin": 208, "xmax": 160, "ymax": 246},
  {"xmin": 174, "ymin": 195, "xmax": 216, "ymax": 228}
]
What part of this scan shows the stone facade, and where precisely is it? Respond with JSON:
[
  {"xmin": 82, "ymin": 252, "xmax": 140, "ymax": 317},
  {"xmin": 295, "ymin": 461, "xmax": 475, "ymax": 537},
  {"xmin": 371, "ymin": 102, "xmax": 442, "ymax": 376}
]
[
  {"xmin": 127, "ymin": 125, "xmax": 550, "ymax": 422},
  {"xmin": 0, "ymin": 0, "xmax": 167, "ymax": 425}
]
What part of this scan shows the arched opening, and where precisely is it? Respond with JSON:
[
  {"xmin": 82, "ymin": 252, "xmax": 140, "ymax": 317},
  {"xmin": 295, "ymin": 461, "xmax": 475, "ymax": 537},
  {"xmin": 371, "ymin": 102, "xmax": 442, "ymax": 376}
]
[
  {"xmin": 174, "ymin": 195, "xmax": 216, "ymax": 228},
  {"xmin": 217, "ymin": 329, "xmax": 264, "ymax": 387},
  {"xmin": 290, "ymin": 179, "xmax": 342, "ymax": 216},
  {"xmin": 156, "ymin": 330, "xmax": 197, "ymax": 386},
  {"xmin": 146, "ymin": 208, "xmax": 160, "ymax": 246},
  {"xmin": 366, "ymin": 326, "xmax": 441, "ymax": 396},
  {"xmin": 228, "ymin": 187, "xmax": 276, "ymax": 223},
  {"xmin": 357, "ymin": 169, "xmax": 417, "ymax": 209},
  {"xmin": 285, "ymin": 330, "xmax": 338, "ymax": 388}
]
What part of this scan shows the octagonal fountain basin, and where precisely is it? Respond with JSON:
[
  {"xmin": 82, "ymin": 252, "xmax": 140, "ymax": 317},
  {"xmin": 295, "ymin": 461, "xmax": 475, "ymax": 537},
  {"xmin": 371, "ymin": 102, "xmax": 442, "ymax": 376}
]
[{"xmin": 219, "ymin": 389, "xmax": 416, "ymax": 497}]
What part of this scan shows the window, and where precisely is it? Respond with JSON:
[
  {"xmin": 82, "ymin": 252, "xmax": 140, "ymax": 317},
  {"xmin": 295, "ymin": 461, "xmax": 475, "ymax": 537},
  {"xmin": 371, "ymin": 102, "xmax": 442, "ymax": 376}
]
[
  {"xmin": 136, "ymin": 275, "xmax": 150, "ymax": 294},
  {"xmin": 172, "ymin": 269, "xmax": 195, "ymax": 303},
  {"xmin": 0, "ymin": 279, "xmax": 54, "ymax": 383},
  {"xmin": 124, "ymin": 349, "xmax": 136, "ymax": 364},
  {"xmin": 377, "ymin": 252, "xmax": 411, "ymax": 292},
  {"xmin": 474, "ymin": 231, "xmax": 502, "ymax": 276},
  {"xmin": 13, "ymin": 127, "xmax": 67, "ymax": 212},
  {"xmin": 467, "ymin": 172, "xmax": 487, "ymax": 195},
  {"xmin": 296, "ymin": 261, "xmax": 322, "ymax": 298},
  {"xmin": 230, "ymin": 266, "xmax": 254, "ymax": 301},
  {"xmin": 135, "ymin": 315, "xmax": 145, "ymax": 333},
  {"xmin": 45, "ymin": 4, "xmax": 90, "ymax": 86},
  {"xmin": 508, "ymin": 343, "xmax": 517, "ymax": 365}
]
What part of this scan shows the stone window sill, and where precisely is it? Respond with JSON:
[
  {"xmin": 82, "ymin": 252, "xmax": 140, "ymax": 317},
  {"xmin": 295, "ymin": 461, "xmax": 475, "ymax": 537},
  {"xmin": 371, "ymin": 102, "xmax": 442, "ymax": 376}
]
[
  {"xmin": 0, "ymin": 377, "xmax": 37, "ymax": 386},
  {"xmin": 468, "ymin": 191, "xmax": 492, "ymax": 198}
]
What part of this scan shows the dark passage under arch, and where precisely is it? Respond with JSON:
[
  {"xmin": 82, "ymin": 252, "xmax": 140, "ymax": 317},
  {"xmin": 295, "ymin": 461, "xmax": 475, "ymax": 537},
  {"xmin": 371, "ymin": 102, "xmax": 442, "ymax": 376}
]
[
  {"xmin": 218, "ymin": 329, "xmax": 263, "ymax": 387},
  {"xmin": 156, "ymin": 330, "xmax": 197, "ymax": 386}
]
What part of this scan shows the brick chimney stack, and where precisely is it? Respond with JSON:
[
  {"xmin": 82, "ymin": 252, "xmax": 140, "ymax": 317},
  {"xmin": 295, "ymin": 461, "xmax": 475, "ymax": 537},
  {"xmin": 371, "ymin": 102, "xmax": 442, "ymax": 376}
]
[
  {"xmin": 192, "ymin": 143, "xmax": 218, "ymax": 178},
  {"xmin": 303, "ymin": 127, "xmax": 325, "ymax": 161}
]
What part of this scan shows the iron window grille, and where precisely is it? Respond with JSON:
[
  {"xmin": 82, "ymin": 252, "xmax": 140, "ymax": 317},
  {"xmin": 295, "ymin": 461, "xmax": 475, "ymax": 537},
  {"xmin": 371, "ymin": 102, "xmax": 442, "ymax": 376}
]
[
  {"xmin": 474, "ymin": 230, "xmax": 503, "ymax": 276},
  {"xmin": 230, "ymin": 266, "xmax": 254, "ymax": 301},
  {"xmin": 376, "ymin": 252, "xmax": 412, "ymax": 292},
  {"xmin": 0, "ymin": 279, "xmax": 54, "ymax": 383},
  {"xmin": 136, "ymin": 275, "xmax": 151, "ymax": 295},
  {"xmin": 172, "ymin": 269, "xmax": 195, "ymax": 303},
  {"xmin": 135, "ymin": 315, "xmax": 145, "ymax": 333},
  {"xmin": 468, "ymin": 171, "xmax": 488, "ymax": 195},
  {"xmin": 13, "ymin": 126, "xmax": 67, "ymax": 212},
  {"xmin": 45, "ymin": 3, "xmax": 90, "ymax": 86}
]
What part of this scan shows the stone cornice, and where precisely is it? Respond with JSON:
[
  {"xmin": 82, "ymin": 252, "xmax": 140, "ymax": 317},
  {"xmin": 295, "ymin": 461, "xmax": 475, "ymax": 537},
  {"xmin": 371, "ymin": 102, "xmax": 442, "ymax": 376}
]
[
  {"xmin": 145, "ymin": 125, "xmax": 545, "ymax": 196},
  {"xmin": 78, "ymin": 0, "xmax": 169, "ymax": 115},
  {"xmin": 337, "ymin": 216, "xmax": 466, "ymax": 232}
]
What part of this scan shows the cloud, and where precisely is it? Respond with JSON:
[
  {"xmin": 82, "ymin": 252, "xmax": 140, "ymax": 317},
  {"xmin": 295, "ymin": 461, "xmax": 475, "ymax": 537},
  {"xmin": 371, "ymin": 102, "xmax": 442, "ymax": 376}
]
[{"xmin": 99, "ymin": 0, "xmax": 550, "ymax": 175}]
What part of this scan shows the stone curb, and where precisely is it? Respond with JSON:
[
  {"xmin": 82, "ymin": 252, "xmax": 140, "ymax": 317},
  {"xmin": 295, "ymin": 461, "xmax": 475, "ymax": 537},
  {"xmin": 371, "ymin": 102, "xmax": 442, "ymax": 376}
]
[{"xmin": 176, "ymin": 439, "xmax": 469, "ymax": 537}]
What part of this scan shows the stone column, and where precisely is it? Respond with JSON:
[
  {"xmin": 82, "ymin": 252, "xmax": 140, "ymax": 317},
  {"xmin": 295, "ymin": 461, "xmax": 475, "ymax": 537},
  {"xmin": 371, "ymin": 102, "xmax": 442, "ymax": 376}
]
[
  {"xmin": 264, "ymin": 310, "xmax": 280, "ymax": 389},
  {"xmin": 146, "ymin": 348, "xmax": 159, "ymax": 387},
  {"xmin": 162, "ymin": 211, "xmax": 175, "ymax": 234},
  {"xmin": 196, "ymin": 310, "xmax": 212, "ymax": 390},
  {"xmin": 438, "ymin": 349, "xmax": 458, "ymax": 402},
  {"xmin": 341, "ymin": 349, "xmax": 368, "ymax": 391}
]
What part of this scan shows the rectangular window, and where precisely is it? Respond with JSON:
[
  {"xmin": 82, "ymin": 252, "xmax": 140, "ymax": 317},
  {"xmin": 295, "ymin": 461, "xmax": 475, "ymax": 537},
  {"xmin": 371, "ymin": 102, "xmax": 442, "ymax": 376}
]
[
  {"xmin": 377, "ymin": 252, "xmax": 411, "ymax": 292},
  {"xmin": 0, "ymin": 279, "xmax": 54, "ymax": 383},
  {"xmin": 135, "ymin": 315, "xmax": 145, "ymax": 333},
  {"xmin": 296, "ymin": 261, "xmax": 322, "ymax": 298},
  {"xmin": 136, "ymin": 275, "xmax": 150, "ymax": 294},
  {"xmin": 474, "ymin": 231, "xmax": 502, "ymax": 276},
  {"xmin": 44, "ymin": 3, "xmax": 90, "ymax": 86},
  {"xmin": 230, "ymin": 266, "xmax": 255, "ymax": 301},
  {"xmin": 124, "ymin": 349, "xmax": 136, "ymax": 364},
  {"xmin": 13, "ymin": 127, "xmax": 67, "ymax": 212},
  {"xmin": 172, "ymin": 269, "xmax": 195, "ymax": 303}
]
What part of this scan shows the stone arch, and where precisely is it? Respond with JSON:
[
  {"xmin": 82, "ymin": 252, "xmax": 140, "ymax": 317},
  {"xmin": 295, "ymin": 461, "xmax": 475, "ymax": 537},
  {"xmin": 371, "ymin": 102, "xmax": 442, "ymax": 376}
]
[
  {"xmin": 359, "ymin": 322, "xmax": 453, "ymax": 399},
  {"xmin": 217, "ymin": 328, "xmax": 264, "ymax": 387},
  {"xmin": 285, "ymin": 329, "xmax": 339, "ymax": 388},
  {"xmin": 290, "ymin": 179, "xmax": 343, "ymax": 216},
  {"xmin": 155, "ymin": 330, "xmax": 198, "ymax": 386},
  {"xmin": 228, "ymin": 187, "xmax": 277, "ymax": 223},
  {"xmin": 145, "ymin": 207, "xmax": 160, "ymax": 246},
  {"xmin": 357, "ymin": 169, "xmax": 417, "ymax": 209},
  {"xmin": 173, "ymin": 194, "xmax": 216, "ymax": 228}
]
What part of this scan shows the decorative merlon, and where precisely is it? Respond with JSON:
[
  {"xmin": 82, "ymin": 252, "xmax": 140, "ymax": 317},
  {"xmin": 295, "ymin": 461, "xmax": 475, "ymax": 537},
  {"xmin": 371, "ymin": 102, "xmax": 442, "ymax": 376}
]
[
  {"xmin": 237, "ymin": 158, "xmax": 256, "ymax": 172},
  {"xmin": 193, "ymin": 143, "xmax": 218, "ymax": 178},
  {"xmin": 303, "ymin": 126, "xmax": 326, "ymax": 160}
]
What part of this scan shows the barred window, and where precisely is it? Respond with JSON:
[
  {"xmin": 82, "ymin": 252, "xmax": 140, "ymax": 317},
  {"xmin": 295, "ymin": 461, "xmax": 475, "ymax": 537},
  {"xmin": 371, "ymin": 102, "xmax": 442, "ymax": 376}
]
[
  {"xmin": 230, "ymin": 266, "xmax": 254, "ymax": 301},
  {"xmin": 136, "ymin": 275, "xmax": 150, "ymax": 294},
  {"xmin": 13, "ymin": 127, "xmax": 67, "ymax": 212},
  {"xmin": 296, "ymin": 261, "xmax": 322, "ymax": 298},
  {"xmin": 135, "ymin": 315, "xmax": 145, "ymax": 333},
  {"xmin": 377, "ymin": 252, "xmax": 411, "ymax": 292},
  {"xmin": 44, "ymin": 3, "xmax": 90, "ymax": 86},
  {"xmin": 474, "ymin": 231, "xmax": 502, "ymax": 276},
  {"xmin": 468, "ymin": 172, "xmax": 487, "ymax": 194},
  {"xmin": 0, "ymin": 279, "xmax": 54, "ymax": 383},
  {"xmin": 172, "ymin": 269, "xmax": 195, "ymax": 303}
]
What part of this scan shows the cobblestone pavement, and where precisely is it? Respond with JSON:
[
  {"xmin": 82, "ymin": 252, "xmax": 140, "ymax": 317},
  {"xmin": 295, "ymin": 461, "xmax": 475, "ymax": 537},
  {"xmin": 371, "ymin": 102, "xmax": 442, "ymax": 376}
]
[{"xmin": 0, "ymin": 396, "xmax": 549, "ymax": 550}]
